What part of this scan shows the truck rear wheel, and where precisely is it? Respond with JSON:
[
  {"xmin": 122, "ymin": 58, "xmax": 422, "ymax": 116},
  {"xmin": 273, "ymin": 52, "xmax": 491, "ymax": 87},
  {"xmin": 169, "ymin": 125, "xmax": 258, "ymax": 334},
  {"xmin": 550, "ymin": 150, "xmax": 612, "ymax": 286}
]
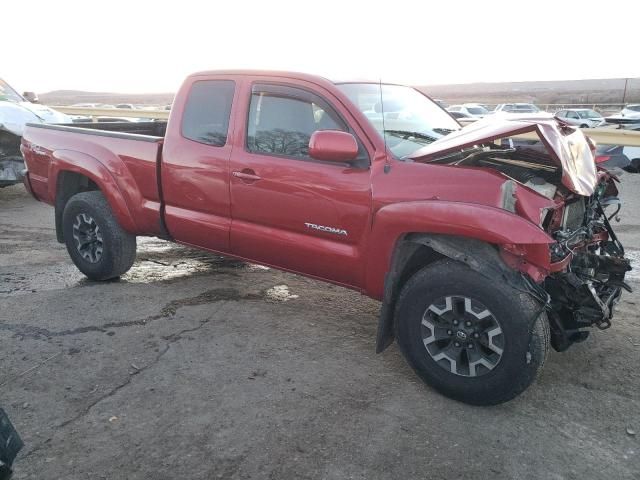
[
  {"xmin": 62, "ymin": 191, "xmax": 136, "ymax": 281},
  {"xmin": 394, "ymin": 259, "xmax": 549, "ymax": 405}
]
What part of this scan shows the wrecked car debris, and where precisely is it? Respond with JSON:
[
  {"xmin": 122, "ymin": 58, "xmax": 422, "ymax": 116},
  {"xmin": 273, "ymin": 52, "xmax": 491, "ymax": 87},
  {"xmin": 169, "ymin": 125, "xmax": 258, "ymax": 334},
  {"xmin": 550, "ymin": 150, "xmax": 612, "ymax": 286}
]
[
  {"xmin": 0, "ymin": 408, "xmax": 23, "ymax": 480},
  {"xmin": 0, "ymin": 129, "xmax": 23, "ymax": 187},
  {"xmin": 1, "ymin": 77, "xmax": 71, "ymax": 187}
]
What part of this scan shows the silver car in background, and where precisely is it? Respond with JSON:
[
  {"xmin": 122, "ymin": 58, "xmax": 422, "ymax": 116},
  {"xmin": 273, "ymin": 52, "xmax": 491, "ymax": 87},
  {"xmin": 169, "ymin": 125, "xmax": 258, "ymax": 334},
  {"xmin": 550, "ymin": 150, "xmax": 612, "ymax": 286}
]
[
  {"xmin": 555, "ymin": 108, "xmax": 605, "ymax": 128},
  {"xmin": 446, "ymin": 103, "xmax": 490, "ymax": 118},
  {"xmin": 493, "ymin": 103, "xmax": 541, "ymax": 113}
]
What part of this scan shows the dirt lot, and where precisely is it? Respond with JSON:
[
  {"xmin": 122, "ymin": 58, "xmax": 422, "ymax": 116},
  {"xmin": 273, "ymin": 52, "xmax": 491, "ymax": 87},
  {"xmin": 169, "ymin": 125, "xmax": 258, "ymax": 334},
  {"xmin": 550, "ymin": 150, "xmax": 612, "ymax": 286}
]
[{"xmin": 1, "ymin": 177, "xmax": 639, "ymax": 480}]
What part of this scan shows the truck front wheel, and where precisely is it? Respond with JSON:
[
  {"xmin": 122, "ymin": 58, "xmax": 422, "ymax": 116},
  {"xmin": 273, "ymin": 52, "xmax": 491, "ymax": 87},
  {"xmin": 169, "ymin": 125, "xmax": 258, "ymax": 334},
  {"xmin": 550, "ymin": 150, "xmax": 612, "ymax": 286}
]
[
  {"xmin": 62, "ymin": 191, "xmax": 136, "ymax": 281},
  {"xmin": 395, "ymin": 260, "xmax": 549, "ymax": 405}
]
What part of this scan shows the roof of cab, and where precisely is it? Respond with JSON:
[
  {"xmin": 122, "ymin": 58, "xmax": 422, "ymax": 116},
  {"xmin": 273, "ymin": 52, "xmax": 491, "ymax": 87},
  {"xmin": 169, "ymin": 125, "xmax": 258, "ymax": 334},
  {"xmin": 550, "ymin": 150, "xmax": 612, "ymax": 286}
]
[
  {"xmin": 189, "ymin": 69, "xmax": 335, "ymax": 85},
  {"xmin": 188, "ymin": 70, "xmax": 407, "ymax": 87}
]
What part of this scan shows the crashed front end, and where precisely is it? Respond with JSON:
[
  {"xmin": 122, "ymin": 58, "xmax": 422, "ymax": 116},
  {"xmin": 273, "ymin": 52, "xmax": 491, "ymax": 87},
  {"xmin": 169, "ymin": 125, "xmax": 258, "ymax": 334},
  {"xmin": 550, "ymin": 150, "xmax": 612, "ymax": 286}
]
[
  {"xmin": 409, "ymin": 117, "xmax": 632, "ymax": 351},
  {"xmin": 540, "ymin": 175, "xmax": 631, "ymax": 350},
  {"xmin": 0, "ymin": 128, "xmax": 23, "ymax": 187}
]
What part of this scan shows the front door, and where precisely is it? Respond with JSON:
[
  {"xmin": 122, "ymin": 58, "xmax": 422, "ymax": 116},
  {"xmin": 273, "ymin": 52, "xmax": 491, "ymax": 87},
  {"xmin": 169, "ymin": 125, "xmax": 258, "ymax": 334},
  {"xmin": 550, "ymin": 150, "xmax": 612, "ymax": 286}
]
[{"xmin": 229, "ymin": 81, "xmax": 372, "ymax": 287}]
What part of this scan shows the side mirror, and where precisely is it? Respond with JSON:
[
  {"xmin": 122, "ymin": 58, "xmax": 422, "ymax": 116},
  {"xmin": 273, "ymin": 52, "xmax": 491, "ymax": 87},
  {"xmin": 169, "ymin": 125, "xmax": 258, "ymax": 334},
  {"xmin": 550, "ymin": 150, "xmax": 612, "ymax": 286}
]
[
  {"xmin": 23, "ymin": 92, "xmax": 39, "ymax": 103},
  {"xmin": 309, "ymin": 130, "xmax": 358, "ymax": 163}
]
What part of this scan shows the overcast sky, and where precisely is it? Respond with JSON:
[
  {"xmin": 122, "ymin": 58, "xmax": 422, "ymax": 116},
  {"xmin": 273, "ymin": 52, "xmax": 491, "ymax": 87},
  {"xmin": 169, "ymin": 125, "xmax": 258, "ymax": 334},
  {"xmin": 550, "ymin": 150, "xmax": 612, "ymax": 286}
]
[{"xmin": 3, "ymin": 0, "xmax": 637, "ymax": 94}]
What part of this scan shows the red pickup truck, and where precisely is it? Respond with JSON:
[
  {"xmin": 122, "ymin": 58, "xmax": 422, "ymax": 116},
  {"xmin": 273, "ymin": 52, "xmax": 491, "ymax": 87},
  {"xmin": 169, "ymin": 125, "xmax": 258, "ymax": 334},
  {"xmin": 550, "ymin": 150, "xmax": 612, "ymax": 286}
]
[{"xmin": 21, "ymin": 70, "xmax": 631, "ymax": 405}]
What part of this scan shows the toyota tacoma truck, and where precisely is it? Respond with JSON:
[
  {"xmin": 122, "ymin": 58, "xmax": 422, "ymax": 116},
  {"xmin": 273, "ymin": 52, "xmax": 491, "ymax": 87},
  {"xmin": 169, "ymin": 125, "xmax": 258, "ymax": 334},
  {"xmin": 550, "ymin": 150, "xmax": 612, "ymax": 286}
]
[{"xmin": 21, "ymin": 70, "xmax": 631, "ymax": 405}]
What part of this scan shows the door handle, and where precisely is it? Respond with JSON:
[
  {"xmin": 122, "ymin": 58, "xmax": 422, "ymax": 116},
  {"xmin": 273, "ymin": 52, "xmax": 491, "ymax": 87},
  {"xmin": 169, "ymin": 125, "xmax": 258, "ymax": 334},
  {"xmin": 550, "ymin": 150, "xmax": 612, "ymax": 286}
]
[{"xmin": 232, "ymin": 169, "xmax": 261, "ymax": 182}]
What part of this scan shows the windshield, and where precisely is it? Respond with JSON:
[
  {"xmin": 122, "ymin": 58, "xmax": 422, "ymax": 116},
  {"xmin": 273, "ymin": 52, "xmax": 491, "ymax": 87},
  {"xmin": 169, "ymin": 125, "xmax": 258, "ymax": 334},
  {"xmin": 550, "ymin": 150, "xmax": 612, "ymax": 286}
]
[
  {"xmin": 578, "ymin": 109, "xmax": 600, "ymax": 119},
  {"xmin": 627, "ymin": 105, "xmax": 640, "ymax": 112},
  {"xmin": 337, "ymin": 83, "xmax": 460, "ymax": 158},
  {"xmin": 467, "ymin": 106, "xmax": 488, "ymax": 115},
  {"xmin": 0, "ymin": 79, "xmax": 24, "ymax": 102}
]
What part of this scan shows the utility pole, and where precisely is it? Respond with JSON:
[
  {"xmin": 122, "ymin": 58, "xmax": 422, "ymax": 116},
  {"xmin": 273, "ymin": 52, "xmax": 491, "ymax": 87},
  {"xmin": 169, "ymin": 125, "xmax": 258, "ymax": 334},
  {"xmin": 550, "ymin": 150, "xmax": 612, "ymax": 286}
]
[{"xmin": 622, "ymin": 78, "xmax": 629, "ymax": 105}]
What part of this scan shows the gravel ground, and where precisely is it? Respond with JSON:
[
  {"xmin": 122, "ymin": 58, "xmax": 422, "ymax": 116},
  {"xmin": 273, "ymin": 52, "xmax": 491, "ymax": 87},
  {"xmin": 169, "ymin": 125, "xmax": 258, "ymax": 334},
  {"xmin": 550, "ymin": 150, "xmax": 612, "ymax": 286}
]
[{"xmin": 1, "ymin": 177, "xmax": 639, "ymax": 480}]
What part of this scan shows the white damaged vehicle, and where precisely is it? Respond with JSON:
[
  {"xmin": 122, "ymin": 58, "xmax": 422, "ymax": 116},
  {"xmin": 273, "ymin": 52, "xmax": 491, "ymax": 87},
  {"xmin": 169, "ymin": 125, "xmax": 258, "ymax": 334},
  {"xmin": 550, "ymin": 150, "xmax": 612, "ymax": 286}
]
[{"xmin": 1, "ymin": 78, "xmax": 72, "ymax": 187}]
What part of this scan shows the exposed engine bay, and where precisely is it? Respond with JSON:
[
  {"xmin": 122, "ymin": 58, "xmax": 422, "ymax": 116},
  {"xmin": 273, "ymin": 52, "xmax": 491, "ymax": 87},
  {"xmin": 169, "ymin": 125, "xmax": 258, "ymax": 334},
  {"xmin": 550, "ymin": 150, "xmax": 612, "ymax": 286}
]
[
  {"xmin": 544, "ymin": 181, "xmax": 631, "ymax": 351},
  {"xmin": 420, "ymin": 136, "xmax": 632, "ymax": 351}
]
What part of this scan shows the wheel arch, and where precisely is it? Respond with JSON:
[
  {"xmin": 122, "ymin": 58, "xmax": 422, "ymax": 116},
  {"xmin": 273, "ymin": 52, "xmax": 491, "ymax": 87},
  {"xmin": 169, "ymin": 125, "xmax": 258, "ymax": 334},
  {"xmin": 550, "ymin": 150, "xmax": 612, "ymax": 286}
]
[
  {"xmin": 375, "ymin": 233, "xmax": 548, "ymax": 353},
  {"xmin": 50, "ymin": 150, "xmax": 137, "ymax": 242}
]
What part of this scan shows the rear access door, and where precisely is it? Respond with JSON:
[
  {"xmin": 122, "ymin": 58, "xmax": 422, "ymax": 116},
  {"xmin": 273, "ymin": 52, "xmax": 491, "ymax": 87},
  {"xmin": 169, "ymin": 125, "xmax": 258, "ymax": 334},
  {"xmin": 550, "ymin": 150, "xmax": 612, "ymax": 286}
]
[{"xmin": 161, "ymin": 76, "xmax": 239, "ymax": 251}]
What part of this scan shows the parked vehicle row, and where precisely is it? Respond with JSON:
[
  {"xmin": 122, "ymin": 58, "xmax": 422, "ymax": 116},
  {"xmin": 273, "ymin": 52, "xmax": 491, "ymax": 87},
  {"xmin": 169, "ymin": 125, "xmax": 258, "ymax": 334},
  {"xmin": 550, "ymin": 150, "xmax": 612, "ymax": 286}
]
[
  {"xmin": 446, "ymin": 103, "xmax": 542, "ymax": 120},
  {"xmin": 441, "ymin": 101, "xmax": 640, "ymax": 124}
]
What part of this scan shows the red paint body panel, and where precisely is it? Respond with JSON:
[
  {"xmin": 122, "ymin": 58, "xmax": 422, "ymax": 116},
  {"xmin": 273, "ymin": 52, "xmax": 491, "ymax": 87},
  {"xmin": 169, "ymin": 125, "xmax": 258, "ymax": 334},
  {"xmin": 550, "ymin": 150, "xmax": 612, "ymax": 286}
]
[
  {"xmin": 364, "ymin": 201, "xmax": 553, "ymax": 298},
  {"xmin": 160, "ymin": 74, "xmax": 241, "ymax": 251},
  {"xmin": 21, "ymin": 70, "xmax": 583, "ymax": 300}
]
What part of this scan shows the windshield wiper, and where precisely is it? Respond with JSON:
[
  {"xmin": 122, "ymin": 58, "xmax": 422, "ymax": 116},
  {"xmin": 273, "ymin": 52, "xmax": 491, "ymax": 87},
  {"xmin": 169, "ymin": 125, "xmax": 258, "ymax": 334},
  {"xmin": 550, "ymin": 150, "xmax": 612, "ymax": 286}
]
[
  {"xmin": 433, "ymin": 127, "xmax": 456, "ymax": 135},
  {"xmin": 384, "ymin": 130, "xmax": 437, "ymax": 143}
]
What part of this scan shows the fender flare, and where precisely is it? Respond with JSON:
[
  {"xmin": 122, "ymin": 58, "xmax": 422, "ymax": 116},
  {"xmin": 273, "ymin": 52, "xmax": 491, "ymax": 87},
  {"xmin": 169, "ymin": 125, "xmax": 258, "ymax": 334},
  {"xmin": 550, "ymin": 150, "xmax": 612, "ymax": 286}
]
[
  {"xmin": 49, "ymin": 149, "xmax": 137, "ymax": 236},
  {"xmin": 368, "ymin": 201, "xmax": 553, "ymax": 353}
]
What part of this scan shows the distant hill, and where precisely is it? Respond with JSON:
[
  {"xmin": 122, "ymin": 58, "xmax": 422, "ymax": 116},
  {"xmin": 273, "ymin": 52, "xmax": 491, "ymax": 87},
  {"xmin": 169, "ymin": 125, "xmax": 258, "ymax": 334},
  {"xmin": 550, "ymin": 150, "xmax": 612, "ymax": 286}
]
[
  {"xmin": 39, "ymin": 77, "xmax": 640, "ymax": 108},
  {"xmin": 39, "ymin": 90, "xmax": 174, "ymax": 106},
  {"xmin": 416, "ymin": 77, "xmax": 640, "ymax": 106}
]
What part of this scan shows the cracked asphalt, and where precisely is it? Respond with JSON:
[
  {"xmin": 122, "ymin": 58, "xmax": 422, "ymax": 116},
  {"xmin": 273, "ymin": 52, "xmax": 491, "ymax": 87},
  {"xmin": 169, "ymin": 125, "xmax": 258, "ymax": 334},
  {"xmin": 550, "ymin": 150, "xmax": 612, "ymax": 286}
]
[{"xmin": 1, "ymin": 178, "xmax": 639, "ymax": 480}]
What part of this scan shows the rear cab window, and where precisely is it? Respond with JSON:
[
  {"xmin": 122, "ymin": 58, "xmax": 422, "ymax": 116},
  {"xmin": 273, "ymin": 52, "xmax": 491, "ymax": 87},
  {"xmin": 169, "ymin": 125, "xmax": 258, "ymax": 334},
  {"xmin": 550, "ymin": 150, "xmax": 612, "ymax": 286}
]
[{"xmin": 182, "ymin": 80, "xmax": 235, "ymax": 146}]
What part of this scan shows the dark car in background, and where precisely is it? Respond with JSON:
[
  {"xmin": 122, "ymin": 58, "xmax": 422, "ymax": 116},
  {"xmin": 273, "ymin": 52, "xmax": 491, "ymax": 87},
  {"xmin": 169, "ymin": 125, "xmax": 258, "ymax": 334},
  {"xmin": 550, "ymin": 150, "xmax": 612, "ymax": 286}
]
[
  {"xmin": 509, "ymin": 136, "xmax": 636, "ymax": 173},
  {"xmin": 595, "ymin": 144, "xmax": 631, "ymax": 171}
]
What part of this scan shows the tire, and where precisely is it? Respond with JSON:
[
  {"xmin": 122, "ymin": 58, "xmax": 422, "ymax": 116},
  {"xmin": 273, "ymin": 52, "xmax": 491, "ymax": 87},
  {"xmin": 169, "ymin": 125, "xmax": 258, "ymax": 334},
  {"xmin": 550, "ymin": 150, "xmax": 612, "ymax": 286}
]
[
  {"xmin": 394, "ymin": 259, "xmax": 549, "ymax": 406},
  {"xmin": 580, "ymin": 124, "xmax": 589, "ymax": 128},
  {"xmin": 62, "ymin": 191, "xmax": 136, "ymax": 281}
]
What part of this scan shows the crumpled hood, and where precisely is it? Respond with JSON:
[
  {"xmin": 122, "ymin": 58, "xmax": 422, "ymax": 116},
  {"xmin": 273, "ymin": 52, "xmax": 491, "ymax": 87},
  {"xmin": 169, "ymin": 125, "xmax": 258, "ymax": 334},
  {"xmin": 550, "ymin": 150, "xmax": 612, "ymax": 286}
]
[
  {"xmin": 408, "ymin": 116, "xmax": 598, "ymax": 196},
  {"xmin": 0, "ymin": 101, "xmax": 72, "ymax": 136}
]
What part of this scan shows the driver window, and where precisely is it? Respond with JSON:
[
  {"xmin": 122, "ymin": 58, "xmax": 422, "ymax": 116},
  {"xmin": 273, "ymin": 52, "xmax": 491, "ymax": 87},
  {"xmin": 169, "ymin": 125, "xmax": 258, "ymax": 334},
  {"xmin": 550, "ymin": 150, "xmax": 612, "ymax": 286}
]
[{"xmin": 247, "ymin": 88, "xmax": 346, "ymax": 159}]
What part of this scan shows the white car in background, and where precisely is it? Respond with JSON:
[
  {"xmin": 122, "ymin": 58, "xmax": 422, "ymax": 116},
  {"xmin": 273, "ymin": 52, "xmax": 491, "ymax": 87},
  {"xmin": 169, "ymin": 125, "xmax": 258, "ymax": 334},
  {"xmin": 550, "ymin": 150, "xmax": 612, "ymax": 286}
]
[
  {"xmin": 604, "ymin": 104, "xmax": 640, "ymax": 129},
  {"xmin": 619, "ymin": 104, "xmax": 640, "ymax": 119},
  {"xmin": 447, "ymin": 103, "xmax": 490, "ymax": 118},
  {"xmin": 555, "ymin": 108, "xmax": 606, "ymax": 128}
]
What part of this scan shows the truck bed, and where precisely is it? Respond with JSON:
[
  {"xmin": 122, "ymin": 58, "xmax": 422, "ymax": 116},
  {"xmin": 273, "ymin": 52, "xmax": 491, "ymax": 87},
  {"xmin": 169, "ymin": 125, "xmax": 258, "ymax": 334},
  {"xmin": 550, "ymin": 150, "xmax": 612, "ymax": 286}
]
[
  {"xmin": 31, "ymin": 121, "xmax": 168, "ymax": 139},
  {"xmin": 22, "ymin": 121, "xmax": 166, "ymax": 236}
]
